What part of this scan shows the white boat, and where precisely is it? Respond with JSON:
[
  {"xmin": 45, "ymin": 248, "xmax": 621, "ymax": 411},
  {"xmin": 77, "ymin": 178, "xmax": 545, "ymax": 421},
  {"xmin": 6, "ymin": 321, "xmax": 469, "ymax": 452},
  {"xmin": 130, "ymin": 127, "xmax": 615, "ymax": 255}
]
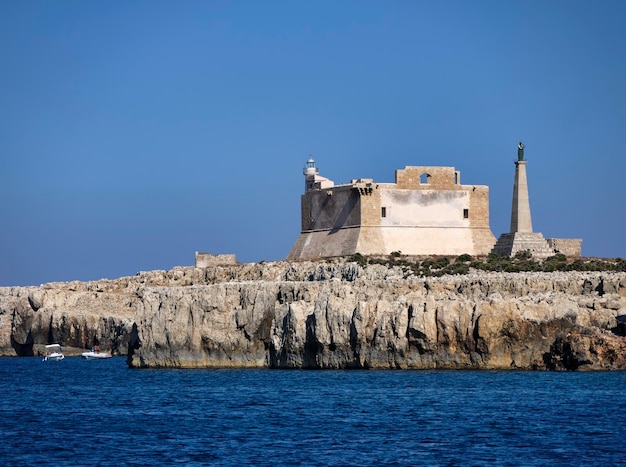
[
  {"xmin": 43, "ymin": 344, "xmax": 65, "ymax": 362},
  {"xmin": 81, "ymin": 349, "xmax": 112, "ymax": 360}
]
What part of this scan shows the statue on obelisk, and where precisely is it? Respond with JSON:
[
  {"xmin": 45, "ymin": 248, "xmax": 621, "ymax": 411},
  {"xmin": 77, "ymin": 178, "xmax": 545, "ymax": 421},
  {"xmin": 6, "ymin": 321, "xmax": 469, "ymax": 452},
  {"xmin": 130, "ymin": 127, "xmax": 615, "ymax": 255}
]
[{"xmin": 510, "ymin": 141, "xmax": 532, "ymax": 232}]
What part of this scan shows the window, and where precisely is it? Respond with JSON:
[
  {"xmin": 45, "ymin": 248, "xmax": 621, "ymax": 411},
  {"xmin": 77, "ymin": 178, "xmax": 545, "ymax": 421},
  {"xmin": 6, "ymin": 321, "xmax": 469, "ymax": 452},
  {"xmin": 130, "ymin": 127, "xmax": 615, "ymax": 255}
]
[
  {"xmin": 420, "ymin": 173, "xmax": 430, "ymax": 184},
  {"xmin": 463, "ymin": 209, "xmax": 469, "ymax": 219},
  {"xmin": 381, "ymin": 207, "xmax": 387, "ymax": 218}
]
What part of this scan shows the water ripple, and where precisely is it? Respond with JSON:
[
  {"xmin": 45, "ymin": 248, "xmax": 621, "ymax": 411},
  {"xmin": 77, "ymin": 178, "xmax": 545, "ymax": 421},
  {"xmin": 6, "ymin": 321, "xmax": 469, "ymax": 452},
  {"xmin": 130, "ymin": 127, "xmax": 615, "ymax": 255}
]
[{"xmin": 0, "ymin": 359, "xmax": 625, "ymax": 465}]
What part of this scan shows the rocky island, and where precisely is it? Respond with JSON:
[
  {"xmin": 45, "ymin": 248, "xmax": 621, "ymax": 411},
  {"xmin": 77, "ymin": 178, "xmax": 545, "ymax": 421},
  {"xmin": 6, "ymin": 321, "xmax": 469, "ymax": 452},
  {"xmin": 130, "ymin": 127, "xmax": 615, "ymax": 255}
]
[
  {"xmin": 1, "ymin": 258, "xmax": 625, "ymax": 370},
  {"xmin": 3, "ymin": 147, "xmax": 616, "ymax": 370}
]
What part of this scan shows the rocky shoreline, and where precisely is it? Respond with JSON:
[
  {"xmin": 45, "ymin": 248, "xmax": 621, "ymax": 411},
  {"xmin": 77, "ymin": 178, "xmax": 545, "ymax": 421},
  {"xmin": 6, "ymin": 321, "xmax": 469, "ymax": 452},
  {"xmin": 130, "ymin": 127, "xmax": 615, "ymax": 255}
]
[{"xmin": 1, "ymin": 260, "xmax": 625, "ymax": 370}]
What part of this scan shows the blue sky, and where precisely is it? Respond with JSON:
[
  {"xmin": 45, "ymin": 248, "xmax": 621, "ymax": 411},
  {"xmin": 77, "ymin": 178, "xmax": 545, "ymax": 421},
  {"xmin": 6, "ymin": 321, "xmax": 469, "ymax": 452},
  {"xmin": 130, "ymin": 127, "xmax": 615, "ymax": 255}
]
[{"xmin": 1, "ymin": 1, "xmax": 625, "ymax": 286}]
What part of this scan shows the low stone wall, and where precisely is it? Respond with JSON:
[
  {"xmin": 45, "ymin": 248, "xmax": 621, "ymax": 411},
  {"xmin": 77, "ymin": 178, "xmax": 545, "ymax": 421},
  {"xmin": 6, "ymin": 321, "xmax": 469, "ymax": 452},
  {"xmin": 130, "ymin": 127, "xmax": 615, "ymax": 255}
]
[
  {"xmin": 195, "ymin": 252, "xmax": 237, "ymax": 268},
  {"xmin": 547, "ymin": 238, "xmax": 582, "ymax": 258}
]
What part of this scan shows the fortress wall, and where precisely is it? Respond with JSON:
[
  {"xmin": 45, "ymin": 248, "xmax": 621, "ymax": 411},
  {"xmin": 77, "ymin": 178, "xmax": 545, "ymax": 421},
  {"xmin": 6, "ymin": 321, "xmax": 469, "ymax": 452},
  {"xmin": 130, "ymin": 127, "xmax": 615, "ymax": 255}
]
[
  {"xmin": 286, "ymin": 228, "xmax": 361, "ymax": 260},
  {"xmin": 357, "ymin": 189, "xmax": 384, "ymax": 254},
  {"xmin": 301, "ymin": 186, "xmax": 360, "ymax": 231},
  {"xmin": 468, "ymin": 186, "xmax": 491, "ymax": 229},
  {"xmin": 471, "ymin": 228, "xmax": 498, "ymax": 256},
  {"xmin": 468, "ymin": 185, "xmax": 496, "ymax": 254},
  {"xmin": 547, "ymin": 238, "xmax": 582, "ymax": 258},
  {"xmin": 359, "ymin": 187, "xmax": 382, "ymax": 226}
]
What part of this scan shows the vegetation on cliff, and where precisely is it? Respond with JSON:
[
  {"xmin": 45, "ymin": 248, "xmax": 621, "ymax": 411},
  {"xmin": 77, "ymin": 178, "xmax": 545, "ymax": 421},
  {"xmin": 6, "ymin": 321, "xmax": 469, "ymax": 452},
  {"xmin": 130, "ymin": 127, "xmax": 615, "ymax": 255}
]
[{"xmin": 348, "ymin": 252, "xmax": 626, "ymax": 276}]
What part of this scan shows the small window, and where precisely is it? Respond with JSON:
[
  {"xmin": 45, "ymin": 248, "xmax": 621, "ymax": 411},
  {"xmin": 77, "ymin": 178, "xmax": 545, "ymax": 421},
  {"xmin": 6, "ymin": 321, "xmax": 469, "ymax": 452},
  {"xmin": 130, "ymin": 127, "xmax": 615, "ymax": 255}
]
[
  {"xmin": 420, "ymin": 173, "xmax": 429, "ymax": 184},
  {"xmin": 463, "ymin": 209, "xmax": 469, "ymax": 219},
  {"xmin": 381, "ymin": 207, "xmax": 387, "ymax": 218}
]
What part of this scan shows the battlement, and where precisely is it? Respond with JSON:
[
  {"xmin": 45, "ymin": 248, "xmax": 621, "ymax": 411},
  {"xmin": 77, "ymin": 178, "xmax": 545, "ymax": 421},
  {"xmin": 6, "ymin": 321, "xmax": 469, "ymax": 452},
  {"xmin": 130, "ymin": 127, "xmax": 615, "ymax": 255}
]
[{"xmin": 395, "ymin": 166, "xmax": 462, "ymax": 189}]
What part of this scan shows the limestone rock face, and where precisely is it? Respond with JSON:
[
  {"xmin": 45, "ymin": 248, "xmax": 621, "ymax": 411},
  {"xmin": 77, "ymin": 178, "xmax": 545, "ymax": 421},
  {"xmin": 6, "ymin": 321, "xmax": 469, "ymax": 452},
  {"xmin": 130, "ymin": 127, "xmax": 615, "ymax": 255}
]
[
  {"xmin": 0, "ymin": 279, "xmax": 137, "ymax": 356},
  {"xmin": 1, "ymin": 263, "xmax": 625, "ymax": 370}
]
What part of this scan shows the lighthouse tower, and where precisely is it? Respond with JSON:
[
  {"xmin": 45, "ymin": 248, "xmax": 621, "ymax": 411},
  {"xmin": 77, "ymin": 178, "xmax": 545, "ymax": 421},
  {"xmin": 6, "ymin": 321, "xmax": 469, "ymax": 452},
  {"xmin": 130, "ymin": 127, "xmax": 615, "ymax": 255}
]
[
  {"xmin": 492, "ymin": 142, "xmax": 553, "ymax": 258},
  {"xmin": 302, "ymin": 156, "xmax": 334, "ymax": 193}
]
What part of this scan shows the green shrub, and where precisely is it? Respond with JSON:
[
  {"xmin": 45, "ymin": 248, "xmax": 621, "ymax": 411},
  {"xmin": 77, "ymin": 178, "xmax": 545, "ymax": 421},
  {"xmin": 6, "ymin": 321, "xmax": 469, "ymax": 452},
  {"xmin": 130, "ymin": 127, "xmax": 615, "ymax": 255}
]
[
  {"xmin": 470, "ymin": 261, "xmax": 489, "ymax": 271},
  {"xmin": 556, "ymin": 261, "xmax": 569, "ymax": 271},
  {"xmin": 568, "ymin": 259, "xmax": 587, "ymax": 271},
  {"xmin": 456, "ymin": 253, "xmax": 473, "ymax": 263},
  {"xmin": 367, "ymin": 257, "xmax": 387, "ymax": 266},
  {"xmin": 586, "ymin": 260, "xmax": 616, "ymax": 271},
  {"xmin": 546, "ymin": 253, "xmax": 567, "ymax": 263},
  {"xmin": 487, "ymin": 252, "xmax": 502, "ymax": 263},
  {"xmin": 542, "ymin": 262, "xmax": 556, "ymax": 272},
  {"xmin": 514, "ymin": 250, "xmax": 532, "ymax": 260},
  {"xmin": 348, "ymin": 253, "xmax": 367, "ymax": 267},
  {"xmin": 517, "ymin": 260, "xmax": 541, "ymax": 272},
  {"xmin": 448, "ymin": 263, "xmax": 469, "ymax": 275}
]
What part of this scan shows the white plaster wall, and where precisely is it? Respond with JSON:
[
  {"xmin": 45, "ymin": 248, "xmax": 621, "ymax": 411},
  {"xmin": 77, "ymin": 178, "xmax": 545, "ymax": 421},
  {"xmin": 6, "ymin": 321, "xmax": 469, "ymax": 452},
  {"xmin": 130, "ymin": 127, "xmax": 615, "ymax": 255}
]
[
  {"xmin": 380, "ymin": 190, "xmax": 469, "ymax": 228},
  {"xmin": 377, "ymin": 227, "xmax": 475, "ymax": 256}
]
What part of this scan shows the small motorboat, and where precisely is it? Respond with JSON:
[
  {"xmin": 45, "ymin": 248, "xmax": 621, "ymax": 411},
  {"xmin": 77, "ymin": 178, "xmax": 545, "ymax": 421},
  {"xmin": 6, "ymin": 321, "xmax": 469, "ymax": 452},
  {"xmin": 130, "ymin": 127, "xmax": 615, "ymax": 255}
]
[
  {"xmin": 43, "ymin": 344, "xmax": 65, "ymax": 362},
  {"xmin": 81, "ymin": 348, "xmax": 112, "ymax": 360}
]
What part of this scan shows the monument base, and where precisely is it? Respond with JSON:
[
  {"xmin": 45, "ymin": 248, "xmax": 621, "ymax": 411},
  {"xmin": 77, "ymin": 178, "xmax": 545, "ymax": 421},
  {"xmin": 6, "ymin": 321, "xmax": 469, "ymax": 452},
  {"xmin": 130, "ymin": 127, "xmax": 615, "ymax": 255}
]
[{"xmin": 491, "ymin": 232, "xmax": 554, "ymax": 259}]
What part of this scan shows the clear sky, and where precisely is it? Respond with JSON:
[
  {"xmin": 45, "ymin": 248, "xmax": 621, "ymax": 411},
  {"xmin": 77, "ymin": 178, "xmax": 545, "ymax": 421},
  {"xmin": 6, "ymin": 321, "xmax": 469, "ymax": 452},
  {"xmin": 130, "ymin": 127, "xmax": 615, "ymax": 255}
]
[{"xmin": 1, "ymin": 1, "xmax": 625, "ymax": 286}]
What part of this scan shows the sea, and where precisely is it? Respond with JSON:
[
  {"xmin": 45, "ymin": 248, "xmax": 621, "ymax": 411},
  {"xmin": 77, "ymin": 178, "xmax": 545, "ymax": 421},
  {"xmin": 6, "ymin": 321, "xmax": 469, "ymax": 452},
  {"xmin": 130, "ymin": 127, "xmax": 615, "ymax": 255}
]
[{"xmin": 1, "ymin": 357, "xmax": 625, "ymax": 466}]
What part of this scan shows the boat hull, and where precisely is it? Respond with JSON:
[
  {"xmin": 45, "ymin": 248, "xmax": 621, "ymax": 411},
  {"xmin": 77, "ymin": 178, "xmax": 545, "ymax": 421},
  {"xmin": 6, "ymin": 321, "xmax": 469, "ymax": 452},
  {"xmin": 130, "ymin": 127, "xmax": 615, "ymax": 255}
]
[
  {"xmin": 81, "ymin": 352, "xmax": 112, "ymax": 360},
  {"xmin": 43, "ymin": 353, "xmax": 64, "ymax": 362}
]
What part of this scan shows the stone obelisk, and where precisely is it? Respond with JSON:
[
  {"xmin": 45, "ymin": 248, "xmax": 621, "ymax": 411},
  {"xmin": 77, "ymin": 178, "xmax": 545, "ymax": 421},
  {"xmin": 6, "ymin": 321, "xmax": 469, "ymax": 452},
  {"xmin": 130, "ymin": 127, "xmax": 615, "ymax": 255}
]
[
  {"xmin": 510, "ymin": 143, "xmax": 532, "ymax": 233},
  {"xmin": 492, "ymin": 142, "xmax": 553, "ymax": 258}
]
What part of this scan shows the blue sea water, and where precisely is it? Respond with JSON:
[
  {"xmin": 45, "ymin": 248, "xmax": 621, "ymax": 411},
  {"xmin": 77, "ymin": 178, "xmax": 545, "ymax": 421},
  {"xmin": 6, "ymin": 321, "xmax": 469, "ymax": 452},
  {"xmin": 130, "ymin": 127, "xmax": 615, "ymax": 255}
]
[{"xmin": 1, "ymin": 358, "xmax": 625, "ymax": 466}]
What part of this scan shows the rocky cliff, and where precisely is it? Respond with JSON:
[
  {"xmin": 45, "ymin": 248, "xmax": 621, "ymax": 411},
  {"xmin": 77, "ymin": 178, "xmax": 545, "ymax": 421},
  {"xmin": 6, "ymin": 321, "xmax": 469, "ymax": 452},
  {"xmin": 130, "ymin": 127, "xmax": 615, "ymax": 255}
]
[{"xmin": 1, "ymin": 261, "xmax": 625, "ymax": 370}]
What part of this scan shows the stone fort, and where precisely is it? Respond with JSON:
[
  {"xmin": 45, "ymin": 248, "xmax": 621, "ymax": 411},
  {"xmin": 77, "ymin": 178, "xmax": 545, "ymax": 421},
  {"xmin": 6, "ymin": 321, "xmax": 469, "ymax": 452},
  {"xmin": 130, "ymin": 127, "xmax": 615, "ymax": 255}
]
[
  {"xmin": 288, "ymin": 148, "xmax": 581, "ymax": 260},
  {"xmin": 288, "ymin": 158, "xmax": 497, "ymax": 259}
]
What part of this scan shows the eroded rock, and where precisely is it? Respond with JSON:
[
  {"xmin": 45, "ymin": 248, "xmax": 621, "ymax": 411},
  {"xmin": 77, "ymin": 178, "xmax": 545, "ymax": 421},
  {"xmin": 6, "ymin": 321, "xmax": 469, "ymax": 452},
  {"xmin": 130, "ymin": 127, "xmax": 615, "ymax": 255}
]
[{"xmin": 1, "ymin": 263, "xmax": 625, "ymax": 370}]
